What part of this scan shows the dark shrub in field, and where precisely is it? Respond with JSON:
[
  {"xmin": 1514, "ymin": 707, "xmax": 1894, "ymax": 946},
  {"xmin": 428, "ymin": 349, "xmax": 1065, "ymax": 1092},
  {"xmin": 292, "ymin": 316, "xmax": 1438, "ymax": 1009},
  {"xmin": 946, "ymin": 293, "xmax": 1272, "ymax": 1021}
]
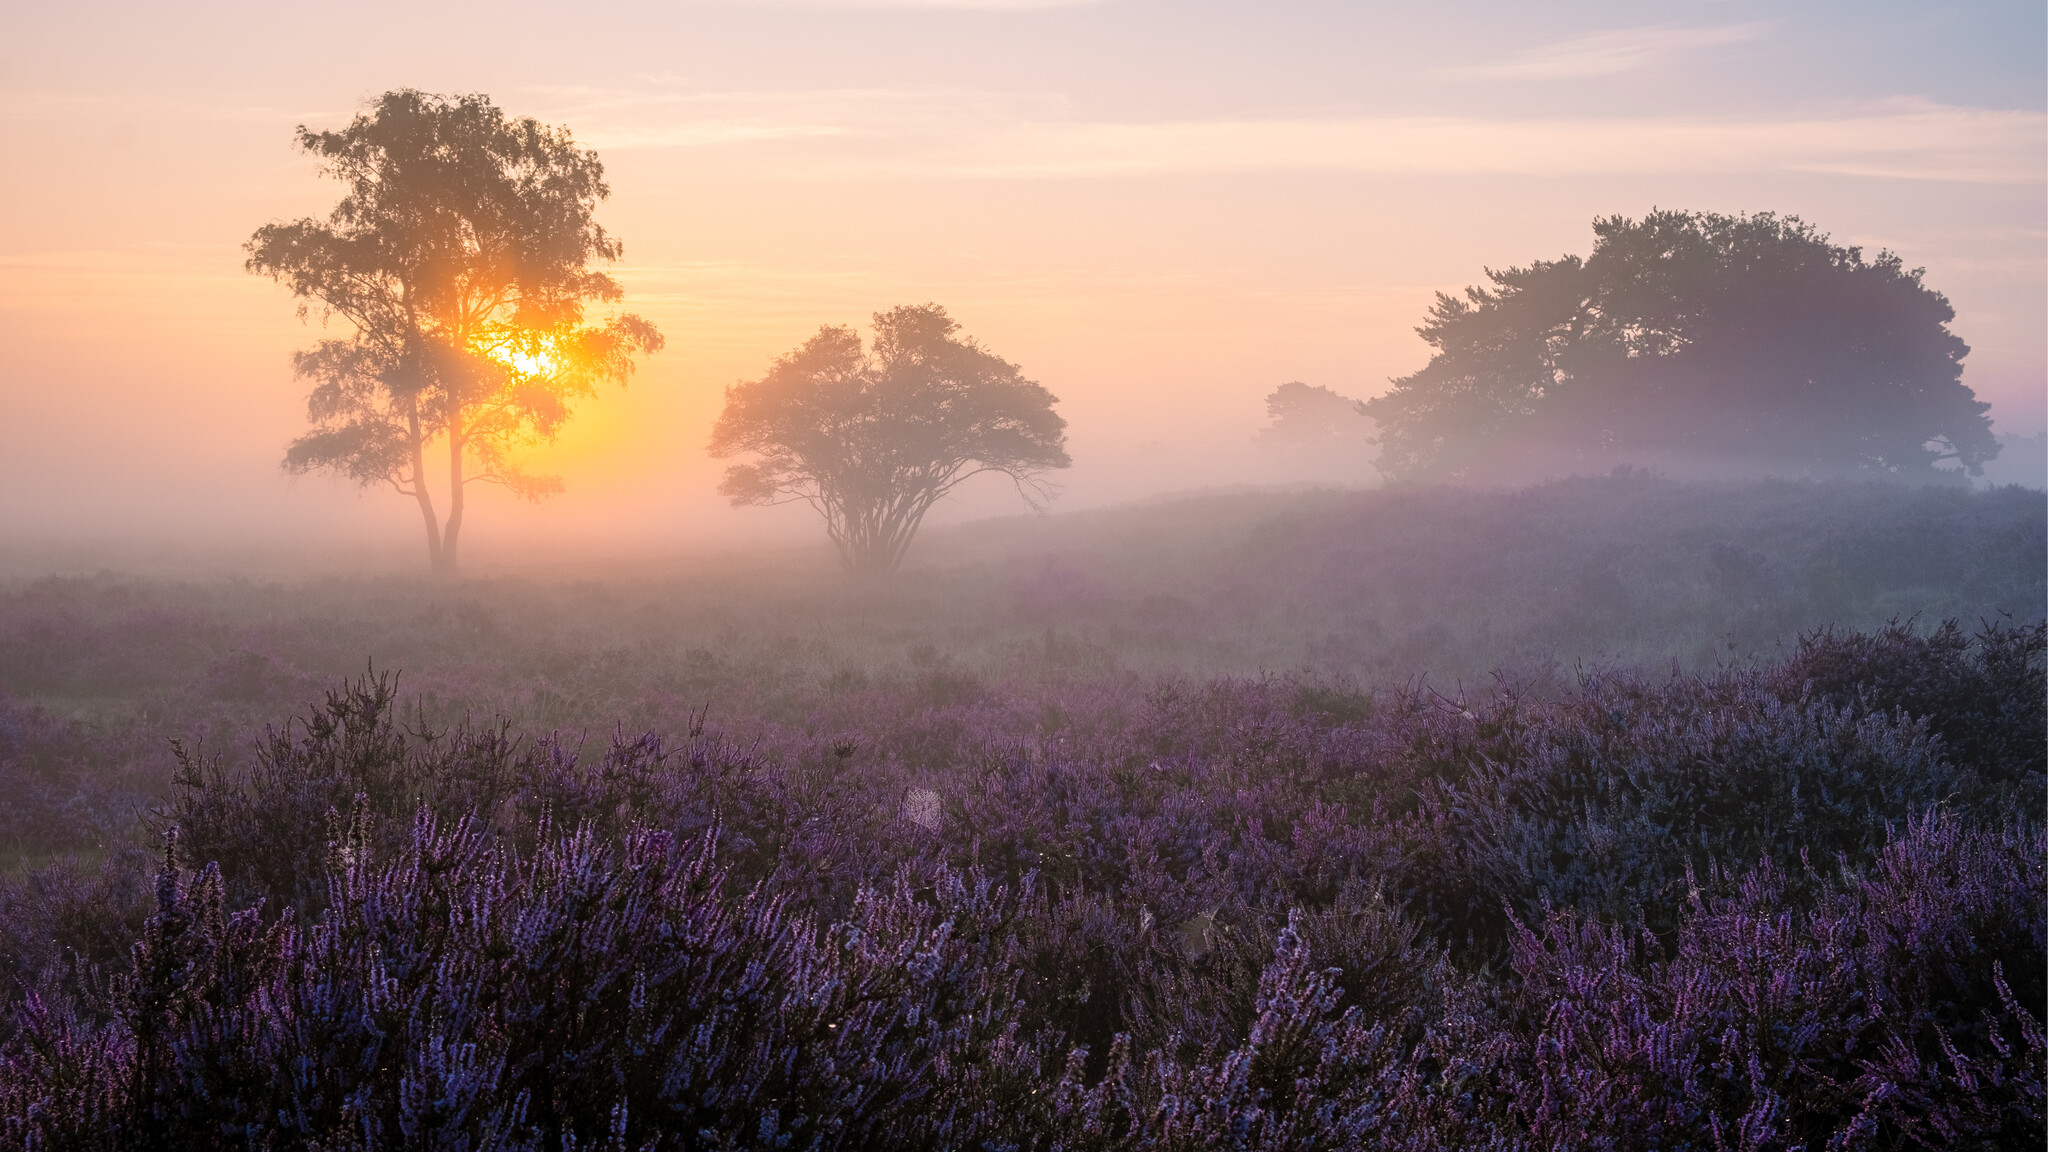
[
  {"xmin": 0, "ymin": 619, "xmax": 2039, "ymax": 1147},
  {"xmin": 155, "ymin": 672, "xmax": 530, "ymax": 913},
  {"xmin": 1776, "ymin": 617, "xmax": 2046, "ymax": 800}
]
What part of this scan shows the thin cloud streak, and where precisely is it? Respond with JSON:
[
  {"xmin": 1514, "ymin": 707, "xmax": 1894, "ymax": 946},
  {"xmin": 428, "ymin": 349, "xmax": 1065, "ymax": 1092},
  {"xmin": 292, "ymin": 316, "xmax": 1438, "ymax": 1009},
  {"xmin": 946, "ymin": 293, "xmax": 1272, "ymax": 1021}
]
[
  {"xmin": 929, "ymin": 103, "xmax": 2040, "ymax": 183},
  {"xmin": 581, "ymin": 123, "xmax": 854, "ymax": 148},
  {"xmin": 1444, "ymin": 24, "xmax": 1769, "ymax": 80},
  {"xmin": 582, "ymin": 95, "xmax": 2042, "ymax": 185},
  {"xmin": 534, "ymin": 84, "xmax": 1068, "ymax": 132},
  {"xmin": 0, "ymin": 91, "xmax": 324, "ymax": 124},
  {"xmin": 697, "ymin": 0, "xmax": 1105, "ymax": 8}
]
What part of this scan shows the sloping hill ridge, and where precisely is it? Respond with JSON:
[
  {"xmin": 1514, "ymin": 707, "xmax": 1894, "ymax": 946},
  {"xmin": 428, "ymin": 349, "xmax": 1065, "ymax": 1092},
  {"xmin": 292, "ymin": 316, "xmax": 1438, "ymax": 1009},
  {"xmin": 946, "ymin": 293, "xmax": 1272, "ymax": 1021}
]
[{"xmin": 904, "ymin": 473, "xmax": 2047, "ymax": 676}]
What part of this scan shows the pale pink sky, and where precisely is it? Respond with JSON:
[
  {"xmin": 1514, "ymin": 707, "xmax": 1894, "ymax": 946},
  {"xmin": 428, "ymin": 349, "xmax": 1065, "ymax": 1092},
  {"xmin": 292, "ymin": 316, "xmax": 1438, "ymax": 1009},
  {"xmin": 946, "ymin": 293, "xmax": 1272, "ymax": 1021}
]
[{"xmin": 1, "ymin": 1, "xmax": 2041, "ymax": 566}]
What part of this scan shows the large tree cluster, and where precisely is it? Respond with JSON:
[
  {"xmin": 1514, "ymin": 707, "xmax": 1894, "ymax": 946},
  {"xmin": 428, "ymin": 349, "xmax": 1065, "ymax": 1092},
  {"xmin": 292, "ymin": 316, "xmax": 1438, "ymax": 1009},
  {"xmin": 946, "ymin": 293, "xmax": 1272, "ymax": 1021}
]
[{"xmin": 1365, "ymin": 211, "xmax": 1997, "ymax": 483}]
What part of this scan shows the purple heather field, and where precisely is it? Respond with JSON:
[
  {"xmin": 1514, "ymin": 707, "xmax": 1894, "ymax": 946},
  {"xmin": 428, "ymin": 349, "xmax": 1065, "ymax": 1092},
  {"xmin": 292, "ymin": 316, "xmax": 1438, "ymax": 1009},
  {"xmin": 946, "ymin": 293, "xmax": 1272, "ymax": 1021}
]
[{"xmin": 0, "ymin": 477, "xmax": 2042, "ymax": 1149}]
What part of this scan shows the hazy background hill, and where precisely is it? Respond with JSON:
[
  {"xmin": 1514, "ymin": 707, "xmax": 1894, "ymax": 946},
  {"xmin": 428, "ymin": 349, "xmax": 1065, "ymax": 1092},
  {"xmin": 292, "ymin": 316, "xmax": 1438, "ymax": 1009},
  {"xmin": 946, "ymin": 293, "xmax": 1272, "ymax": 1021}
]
[{"xmin": 5, "ymin": 475, "xmax": 2040, "ymax": 743}]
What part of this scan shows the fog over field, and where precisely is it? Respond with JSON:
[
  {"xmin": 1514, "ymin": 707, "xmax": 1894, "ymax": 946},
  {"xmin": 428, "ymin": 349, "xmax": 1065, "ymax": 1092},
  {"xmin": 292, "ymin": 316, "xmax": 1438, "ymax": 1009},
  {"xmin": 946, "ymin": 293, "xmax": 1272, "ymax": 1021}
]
[
  {"xmin": 3, "ymin": 0, "xmax": 2046, "ymax": 564},
  {"xmin": 1, "ymin": 2, "xmax": 2044, "ymax": 1148}
]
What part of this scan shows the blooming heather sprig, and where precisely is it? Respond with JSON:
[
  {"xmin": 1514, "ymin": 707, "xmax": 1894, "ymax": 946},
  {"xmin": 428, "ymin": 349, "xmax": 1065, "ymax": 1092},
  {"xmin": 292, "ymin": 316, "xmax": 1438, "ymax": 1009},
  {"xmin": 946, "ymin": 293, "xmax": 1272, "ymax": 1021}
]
[{"xmin": 0, "ymin": 620, "xmax": 2039, "ymax": 1148}]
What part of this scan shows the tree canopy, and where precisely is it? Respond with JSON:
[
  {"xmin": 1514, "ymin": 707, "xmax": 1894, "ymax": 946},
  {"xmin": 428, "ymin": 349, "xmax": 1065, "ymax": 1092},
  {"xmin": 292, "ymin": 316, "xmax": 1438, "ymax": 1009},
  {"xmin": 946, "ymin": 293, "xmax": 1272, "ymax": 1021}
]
[
  {"xmin": 247, "ymin": 89, "xmax": 662, "ymax": 574},
  {"xmin": 1255, "ymin": 381, "xmax": 1374, "ymax": 449},
  {"xmin": 1363, "ymin": 210, "xmax": 1997, "ymax": 484},
  {"xmin": 710, "ymin": 304, "xmax": 1069, "ymax": 574}
]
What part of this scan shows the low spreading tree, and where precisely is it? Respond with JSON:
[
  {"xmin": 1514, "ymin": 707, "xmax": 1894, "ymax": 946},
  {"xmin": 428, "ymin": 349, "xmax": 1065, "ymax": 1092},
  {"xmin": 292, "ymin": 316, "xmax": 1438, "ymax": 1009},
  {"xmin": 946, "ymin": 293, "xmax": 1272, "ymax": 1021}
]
[
  {"xmin": 710, "ymin": 304, "xmax": 1070, "ymax": 574},
  {"xmin": 247, "ymin": 89, "xmax": 663, "ymax": 575},
  {"xmin": 1255, "ymin": 382, "xmax": 1373, "ymax": 450},
  {"xmin": 1364, "ymin": 210, "xmax": 1998, "ymax": 483}
]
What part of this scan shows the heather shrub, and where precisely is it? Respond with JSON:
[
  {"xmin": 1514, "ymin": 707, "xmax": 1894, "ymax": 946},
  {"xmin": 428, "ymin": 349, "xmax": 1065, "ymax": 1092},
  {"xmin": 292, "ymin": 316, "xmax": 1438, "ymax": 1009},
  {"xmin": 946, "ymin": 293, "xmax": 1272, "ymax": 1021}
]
[
  {"xmin": 0, "ymin": 849, "xmax": 155, "ymax": 1038},
  {"xmin": 1026, "ymin": 912, "xmax": 1471, "ymax": 1151},
  {"xmin": 1777, "ymin": 616, "xmax": 2046, "ymax": 804},
  {"xmin": 154, "ymin": 671, "xmax": 537, "ymax": 913},
  {"xmin": 1394, "ymin": 668, "xmax": 1963, "ymax": 951},
  {"xmin": 0, "ymin": 616, "xmax": 2039, "ymax": 1148},
  {"xmin": 1, "ymin": 815, "xmax": 2039, "ymax": 1149},
  {"xmin": 1461, "ymin": 814, "xmax": 2045, "ymax": 1151},
  {"xmin": 3, "ymin": 817, "xmax": 1043, "ymax": 1150},
  {"xmin": 141, "ymin": 619, "xmax": 2035, "ymax": 964},
  {"xmin": 1121, "ymin": 878, "xmax": 1447, "ymax": 1062}
]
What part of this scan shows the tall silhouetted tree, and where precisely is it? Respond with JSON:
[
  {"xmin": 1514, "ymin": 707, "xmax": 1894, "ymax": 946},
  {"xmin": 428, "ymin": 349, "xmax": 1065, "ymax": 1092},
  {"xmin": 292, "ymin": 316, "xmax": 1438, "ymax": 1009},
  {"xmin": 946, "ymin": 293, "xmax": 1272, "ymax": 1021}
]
[
  {"xmin": 1365, "ymin": 211, "xmax": 1997, "ymax": 483},
  {"xmin": 247, "ymin": 90, "xmax": 662, "ymax": 575},
  {"xmin": 710, "ymin": 304, "xmax": 1069, "ymax": 574}
]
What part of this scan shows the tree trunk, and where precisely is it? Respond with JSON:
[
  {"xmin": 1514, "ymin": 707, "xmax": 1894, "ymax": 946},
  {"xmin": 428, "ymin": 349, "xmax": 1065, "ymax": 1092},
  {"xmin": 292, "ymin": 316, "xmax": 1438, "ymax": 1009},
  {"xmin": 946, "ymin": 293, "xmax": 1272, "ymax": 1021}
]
[
  {"xmin": 416, "ymin": 483, "xmax": 445, "ymax": 576},
  {"xmin": 407, "ymin": 398, "xmax": 445, "ymax": 576},
  {"xmin": 441, "ymin": 410, "xmax": 466, "ymax": 576}
]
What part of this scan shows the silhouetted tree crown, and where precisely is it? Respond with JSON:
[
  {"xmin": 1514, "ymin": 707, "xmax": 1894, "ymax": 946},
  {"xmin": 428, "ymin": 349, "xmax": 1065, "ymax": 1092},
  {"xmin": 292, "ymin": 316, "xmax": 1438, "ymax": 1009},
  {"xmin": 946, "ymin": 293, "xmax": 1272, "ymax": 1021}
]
[
  {"xmin": 1363, "ymin": 210, "xmax": 1996, "ymax": 483},
  {"xmin": 710, "ymin": 304, "xmax": 1069, "ymax": 574},
  {"xmin": 1256, "ymin": 381, "xmax": 1373, "ymax": 448},
  {"xmin": 246, "ymin": 89, "xmax": 662, "ymax": 574}
]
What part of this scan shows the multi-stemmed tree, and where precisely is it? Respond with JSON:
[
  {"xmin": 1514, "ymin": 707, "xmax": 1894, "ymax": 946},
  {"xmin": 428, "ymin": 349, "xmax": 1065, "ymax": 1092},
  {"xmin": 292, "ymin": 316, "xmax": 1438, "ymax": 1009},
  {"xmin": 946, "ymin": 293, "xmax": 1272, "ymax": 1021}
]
[
  {"xmin": 248, "ymin": 89, "xmax": 662, "ymax": 575},
  {"xmin": 710, "ymin": 304, "xmax": 1070, "ymax": 574}
]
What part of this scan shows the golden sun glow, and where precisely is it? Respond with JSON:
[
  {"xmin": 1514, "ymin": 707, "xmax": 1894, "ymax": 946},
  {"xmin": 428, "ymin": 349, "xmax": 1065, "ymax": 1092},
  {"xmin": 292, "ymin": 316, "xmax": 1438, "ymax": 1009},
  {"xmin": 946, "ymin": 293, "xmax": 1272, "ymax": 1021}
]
[{"xmin": 485, "ymin": 336, "xmax": 560, "ymax": 379}]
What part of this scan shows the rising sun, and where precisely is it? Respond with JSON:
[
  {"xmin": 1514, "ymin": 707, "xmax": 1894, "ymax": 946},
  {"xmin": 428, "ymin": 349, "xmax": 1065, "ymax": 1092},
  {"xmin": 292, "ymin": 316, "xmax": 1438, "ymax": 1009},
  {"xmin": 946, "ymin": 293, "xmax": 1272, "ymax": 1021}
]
[{"xmin": 485, "ymin": 335, "xmax": 560, "ymax": 379}]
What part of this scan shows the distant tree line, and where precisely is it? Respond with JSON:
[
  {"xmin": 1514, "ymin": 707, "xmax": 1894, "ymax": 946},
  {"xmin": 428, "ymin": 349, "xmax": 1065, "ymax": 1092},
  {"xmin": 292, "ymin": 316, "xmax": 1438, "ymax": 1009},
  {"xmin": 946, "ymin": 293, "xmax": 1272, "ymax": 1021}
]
[{"xmin": 251, "ymin": 94, "xmax": 2004, "ymax": 573}]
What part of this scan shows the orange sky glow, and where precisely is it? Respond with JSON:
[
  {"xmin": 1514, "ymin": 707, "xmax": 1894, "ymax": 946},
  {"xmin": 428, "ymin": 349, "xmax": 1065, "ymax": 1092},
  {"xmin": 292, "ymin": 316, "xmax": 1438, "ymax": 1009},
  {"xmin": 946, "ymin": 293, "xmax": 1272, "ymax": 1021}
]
[{"xmin": 1, "ymin": 1, "xmax": 2041, "ymax": 569}]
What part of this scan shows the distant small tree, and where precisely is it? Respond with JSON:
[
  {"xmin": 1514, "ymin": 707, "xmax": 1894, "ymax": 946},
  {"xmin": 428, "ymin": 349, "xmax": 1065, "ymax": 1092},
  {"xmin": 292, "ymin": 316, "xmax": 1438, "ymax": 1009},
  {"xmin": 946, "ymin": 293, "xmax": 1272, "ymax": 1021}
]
[
  {"xmin": 1255, "ymin": 381, "xmax": 1374, "ymax": 449},
  {"xmin": 247, "ymin": 90, "xmax": 662, "ymax": 575},
  {"xmin": 710, "ymin": 304, "xmax": 1069, "ymax": 574},
  {"xmin": 1365, "ymin": 210, "xmax": 1997, "ymax": 483}
]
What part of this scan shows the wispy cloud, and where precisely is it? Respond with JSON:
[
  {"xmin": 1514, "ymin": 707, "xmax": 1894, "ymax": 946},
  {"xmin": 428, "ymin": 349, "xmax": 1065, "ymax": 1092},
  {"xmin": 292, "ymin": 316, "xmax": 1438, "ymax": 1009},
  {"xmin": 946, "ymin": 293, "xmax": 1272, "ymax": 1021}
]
[
  {"xmin": 0, "ymin": 91, "xmax": 319, "ymax": 124},
  {"xmin": 581, "ymin": 122, "xmax": 855, "ymax": 148},
  {"xmin": 698, "ymin": 0, "xmax": 1106, "ymax": 8},
  {"xmin": 570, "ymin": 90, "xmax": 2043, "ymax": 185},
  {"xmin": 916, "ymin": 100, "xmax": 2042, "ymax": 184},
  {"xmin": 1444, "ymin": 24, "xmax": 1768, "ymax": 80},
  {"xmin": 528, "ymin": 84, "xmax": 1069, "ymax": 150},
  {"xmin": 32, "ymin": 81, "xmax": 2030, "ymax": 189}
]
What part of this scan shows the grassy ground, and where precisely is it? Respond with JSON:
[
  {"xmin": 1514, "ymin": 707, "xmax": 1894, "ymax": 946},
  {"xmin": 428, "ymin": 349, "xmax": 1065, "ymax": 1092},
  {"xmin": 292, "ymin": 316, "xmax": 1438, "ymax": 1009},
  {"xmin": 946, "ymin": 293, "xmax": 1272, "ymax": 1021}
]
[{"xmin": 4, "ymin": 474, "xmax": 2040, "ymax": 734}]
